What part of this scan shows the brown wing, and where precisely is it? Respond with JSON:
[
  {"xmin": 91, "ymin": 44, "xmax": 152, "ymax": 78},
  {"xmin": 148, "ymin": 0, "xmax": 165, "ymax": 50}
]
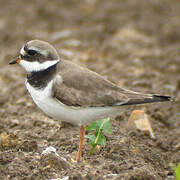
[
  {"xmin": 52, "ymin": 60, "xmax": 171, "ymax": 107},
  {"xmin": 52, "ymin": 60, "xmax": 129, "ymax": 107}
]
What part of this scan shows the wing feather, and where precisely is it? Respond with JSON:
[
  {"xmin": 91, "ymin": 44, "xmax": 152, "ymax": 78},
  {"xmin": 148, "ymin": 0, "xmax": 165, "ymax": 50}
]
[
  {"xmin": 52, "ymin": 60, "xmax": 128, "ymax": 107},
  {"xmin": 52, "ymin": 60, "xmax": 171, "ymax": 107}
]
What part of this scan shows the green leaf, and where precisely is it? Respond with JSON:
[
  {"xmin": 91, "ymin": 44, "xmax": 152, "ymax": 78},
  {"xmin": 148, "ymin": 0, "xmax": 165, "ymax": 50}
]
[
  {"xmin": 102, "ymin": 118, "xmax": 112, "ymax": 134},
  {"xmin": 85, "ymin": 135, "xmax": 96, "ymax": 144},
  {"xmin": 176, "ymin": 163, "xmax": 180, "ymax": 180},
  {"xmin": 85, "ymin": 118, "xmax": 112, "ymax": 154},
  {"xmin": 96, "ymin": 119, "xmax": 105, "ymax": 127},
  {"xmin": 86, "ymin": 121, "xmax": 99, "ymax": 131},
  {"xmin": 95, "ymin": 118, "xmax": 111, "ymax": 133},
  {"xmin": 96, "ymin": 133, "xmax": 106, "ymax": 146}
]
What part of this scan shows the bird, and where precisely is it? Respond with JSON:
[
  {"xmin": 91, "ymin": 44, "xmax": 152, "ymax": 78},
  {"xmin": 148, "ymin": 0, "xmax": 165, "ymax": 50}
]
[{"xmin": 9, "ymin": 40, "xmax": 171, "ymax": 161}]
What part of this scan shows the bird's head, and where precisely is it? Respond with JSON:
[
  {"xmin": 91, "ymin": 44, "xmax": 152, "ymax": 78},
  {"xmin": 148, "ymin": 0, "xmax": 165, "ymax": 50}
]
[{"xmin": 9, "ymin": 40, "xmax": 60, "ymax": 72}]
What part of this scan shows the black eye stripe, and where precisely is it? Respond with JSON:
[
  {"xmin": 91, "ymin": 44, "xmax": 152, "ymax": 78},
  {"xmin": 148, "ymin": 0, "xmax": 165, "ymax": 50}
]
[
  {"xmin": 23, "ymin": 44, "xmax": 37, "ymax": 56},
  {"xmin": 27, "ymin": 49, "xmax": 37, "ymax": 56}
]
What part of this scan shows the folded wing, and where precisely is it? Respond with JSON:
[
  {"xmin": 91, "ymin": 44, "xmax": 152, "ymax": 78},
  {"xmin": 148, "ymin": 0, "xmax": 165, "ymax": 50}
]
[{"xmin": 52, "ymin": 60, "xmax": 171, "ymax": 107}]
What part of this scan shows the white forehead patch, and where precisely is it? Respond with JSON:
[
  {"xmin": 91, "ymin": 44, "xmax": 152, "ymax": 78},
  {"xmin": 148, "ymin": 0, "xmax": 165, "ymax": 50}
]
[
  {"xmin": 20, "ymin": 47, "xmax": 26, "ymax": 56},
  {"xmin": 19, "ymin": 59, "xmax": 60, "ymax": 72}
]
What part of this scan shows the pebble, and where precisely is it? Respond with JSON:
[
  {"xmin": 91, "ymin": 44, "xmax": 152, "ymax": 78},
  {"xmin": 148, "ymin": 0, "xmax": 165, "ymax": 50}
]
[{"xmin": 41, "ymin": 146, "xmax": 69, "ymax": 170}]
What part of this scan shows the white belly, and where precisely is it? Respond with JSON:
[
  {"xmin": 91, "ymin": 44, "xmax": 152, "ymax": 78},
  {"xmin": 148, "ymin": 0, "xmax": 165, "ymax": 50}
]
[{"xmin": 26, "ymin": 80, "xmax": 122, "ymax": 126}]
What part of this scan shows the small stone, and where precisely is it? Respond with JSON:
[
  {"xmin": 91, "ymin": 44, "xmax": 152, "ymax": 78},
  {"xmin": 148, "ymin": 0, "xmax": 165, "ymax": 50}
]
[
  {"xmin": 103, "ymin": 174, "xmax": 118, "ymax": 179},
  {"xmin": 49, "ymin": 177, "xmax": 69, "ymax": 180},
  {"xmin": 174, "ymin": 142, "xmax": 180, "ymax": 151},
  {"xmin": 41, "ymin": 146, "xmax": 69, "ymax": 170}
]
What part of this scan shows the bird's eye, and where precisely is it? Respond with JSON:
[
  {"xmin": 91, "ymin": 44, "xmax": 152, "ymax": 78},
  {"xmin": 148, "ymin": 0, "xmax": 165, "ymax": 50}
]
[{"xmin": 27, "ymin": 49, "xmax": 37, "ymax": 56}]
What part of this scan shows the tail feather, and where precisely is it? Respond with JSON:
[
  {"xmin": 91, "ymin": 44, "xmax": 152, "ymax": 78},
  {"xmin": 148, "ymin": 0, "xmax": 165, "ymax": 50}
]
[{"xmin": 121, "ymin": 95, "xmax": 172, "ymax": 106}]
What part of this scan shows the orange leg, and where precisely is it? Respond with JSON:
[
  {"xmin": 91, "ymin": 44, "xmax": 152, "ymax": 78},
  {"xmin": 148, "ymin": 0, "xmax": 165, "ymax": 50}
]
[{"xmin": 75, "ymin": 125, "xmax": 85, "ymax": 162}]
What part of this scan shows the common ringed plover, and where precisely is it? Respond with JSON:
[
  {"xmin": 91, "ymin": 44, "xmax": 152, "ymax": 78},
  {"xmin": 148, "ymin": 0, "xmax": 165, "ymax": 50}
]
[{"xmin": 9, "ymin": 40, "xmax": 171, "ymax": 161}]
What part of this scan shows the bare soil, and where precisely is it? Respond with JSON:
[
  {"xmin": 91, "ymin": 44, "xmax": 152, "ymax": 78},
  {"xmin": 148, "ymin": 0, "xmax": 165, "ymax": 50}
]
[{"xmin": 0, "ymin": 0, "xmax": 179, "ymax": 179}]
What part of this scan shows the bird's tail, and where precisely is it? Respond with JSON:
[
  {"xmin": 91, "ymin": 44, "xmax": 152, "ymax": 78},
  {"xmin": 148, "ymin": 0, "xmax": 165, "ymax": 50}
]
[{"xmin": 121, "ymin": 94, "xmax": 172, "ymax": 106}]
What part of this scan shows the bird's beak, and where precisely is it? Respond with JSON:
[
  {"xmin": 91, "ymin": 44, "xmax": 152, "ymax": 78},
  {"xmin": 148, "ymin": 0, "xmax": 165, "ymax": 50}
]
[{"xmin": 9, "ymin": 56, "xmax": 22, "ymax": 65}]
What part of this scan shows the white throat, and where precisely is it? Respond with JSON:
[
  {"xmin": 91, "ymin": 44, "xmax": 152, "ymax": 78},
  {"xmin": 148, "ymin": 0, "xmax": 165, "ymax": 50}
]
[{"xmin": 19, "ymin": 59, "xmax": 60, "ymax": 72}]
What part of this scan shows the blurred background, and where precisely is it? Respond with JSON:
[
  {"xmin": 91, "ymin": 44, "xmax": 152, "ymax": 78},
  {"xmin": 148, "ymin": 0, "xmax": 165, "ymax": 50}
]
[
  {"xmin": 0, "ymin": 0, "xmax": 179, "ymax": 94},
  {"xmin": 0, "ymin": 0, "xmax": 179, "ymax": 179}
]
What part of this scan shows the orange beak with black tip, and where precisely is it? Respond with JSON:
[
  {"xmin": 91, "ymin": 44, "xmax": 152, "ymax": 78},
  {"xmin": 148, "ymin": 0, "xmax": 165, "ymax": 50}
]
[{"xmin": 9, "ymin": 56, "xmax": 22, "ymax": 65}]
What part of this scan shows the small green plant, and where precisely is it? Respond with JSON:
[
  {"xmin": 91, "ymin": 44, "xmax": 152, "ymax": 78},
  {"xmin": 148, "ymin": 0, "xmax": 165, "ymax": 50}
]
[
  {"xmin": 176, "ymin": 163, "xmax": 180, "ymax": 180},
  {"xmin": 170, "ymin": 162, "xmax": 180, "ymax": 180},
  {"xmin": 85, "ymin": 118, "xmax": 112, "ymax": 154}
]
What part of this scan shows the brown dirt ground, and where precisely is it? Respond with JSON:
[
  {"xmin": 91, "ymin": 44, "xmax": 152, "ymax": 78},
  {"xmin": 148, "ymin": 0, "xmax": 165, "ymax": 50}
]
[{"xmin": 0, "ymin": 0, "xmax": 179, "ymax": 179}]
